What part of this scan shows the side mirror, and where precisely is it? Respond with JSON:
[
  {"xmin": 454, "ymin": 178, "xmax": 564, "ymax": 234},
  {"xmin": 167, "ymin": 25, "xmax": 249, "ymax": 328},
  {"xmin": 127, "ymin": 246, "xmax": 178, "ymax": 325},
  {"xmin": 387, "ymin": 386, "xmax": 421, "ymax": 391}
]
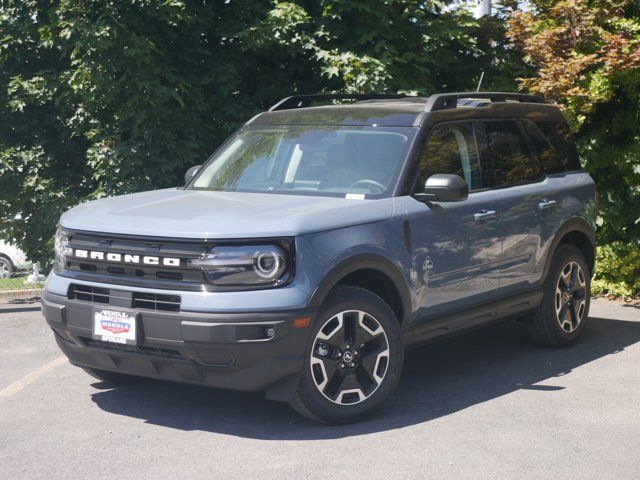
[
  {"xmin": 184, "ymin": 165, "xmax": 202, "ymax": 186},
  {"xmin": 414, "ymin": 174, "xmax": 469, "ymax": 202}
]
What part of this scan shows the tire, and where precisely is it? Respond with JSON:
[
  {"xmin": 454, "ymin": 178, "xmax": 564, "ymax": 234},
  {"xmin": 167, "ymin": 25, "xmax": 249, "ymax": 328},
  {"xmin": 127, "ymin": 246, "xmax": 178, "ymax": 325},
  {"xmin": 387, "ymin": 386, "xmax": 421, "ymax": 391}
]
[
  {"xmin": 82, "ymin": 367, "xmax": 143, "ymax": 386},
  {"xmin": 529, "ymin": 244, "xmax": 591, "ymax": 347},
  {"xmin": 290, "ymin": 286, "xmax": 404, "ymax": 424},
  {"xmin": 0, "ymin": 255, "xmax": 14, "ymax": 279}
]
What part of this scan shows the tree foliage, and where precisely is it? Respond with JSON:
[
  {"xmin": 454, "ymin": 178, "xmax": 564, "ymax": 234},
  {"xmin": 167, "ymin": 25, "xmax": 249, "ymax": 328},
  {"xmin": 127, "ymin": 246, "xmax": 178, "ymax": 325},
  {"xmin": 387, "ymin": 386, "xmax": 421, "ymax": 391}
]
[
  {"xmin": 0, "ymin": 0, "xmax": 513, "ymax": 264},
  {"xmin": 2, "ymin": 1, "xmax": 637, "ymax": 295},
  {"xmin": 507, "ymin": 0, "xmax": 640, "ymax": 244}
]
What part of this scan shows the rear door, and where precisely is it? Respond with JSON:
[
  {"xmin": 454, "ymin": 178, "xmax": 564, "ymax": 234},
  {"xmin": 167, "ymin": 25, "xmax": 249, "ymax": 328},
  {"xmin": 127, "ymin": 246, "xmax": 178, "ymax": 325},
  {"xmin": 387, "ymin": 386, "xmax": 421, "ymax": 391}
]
[
  {"xmin": 522, "ymin": 118, "xmax": 583, "ymax": 251},
  {"xmin": 407, "ymin": 121, "xmax": 502, "ymax": 327},
  {"xmin": 478, "ymin": 120, "xmax": 547, "ymax": 294}
]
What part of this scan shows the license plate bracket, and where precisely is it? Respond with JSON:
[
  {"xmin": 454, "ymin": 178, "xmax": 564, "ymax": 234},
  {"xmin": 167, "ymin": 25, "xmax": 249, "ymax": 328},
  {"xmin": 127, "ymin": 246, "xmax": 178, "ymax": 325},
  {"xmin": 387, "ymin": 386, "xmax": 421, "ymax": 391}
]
[{"xmin": 92, "ymin": 308, "xmax": 138, "ymax": 345}]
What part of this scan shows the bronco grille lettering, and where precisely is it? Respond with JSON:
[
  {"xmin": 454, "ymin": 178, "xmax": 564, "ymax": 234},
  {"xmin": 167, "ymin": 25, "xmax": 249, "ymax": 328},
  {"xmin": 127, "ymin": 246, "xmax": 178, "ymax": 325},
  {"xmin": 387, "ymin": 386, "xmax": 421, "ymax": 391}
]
[{"xmin": 73, "ymin": 249, "xmax": 181, "ymax": 267}]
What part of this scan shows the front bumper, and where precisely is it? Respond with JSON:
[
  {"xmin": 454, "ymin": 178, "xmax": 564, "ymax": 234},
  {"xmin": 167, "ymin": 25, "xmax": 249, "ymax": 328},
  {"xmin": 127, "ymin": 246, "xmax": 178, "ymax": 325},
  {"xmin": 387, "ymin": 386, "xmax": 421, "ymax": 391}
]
[{"xmin": 42, "ymin": 290, "xmax": 316, "ymax": 398}]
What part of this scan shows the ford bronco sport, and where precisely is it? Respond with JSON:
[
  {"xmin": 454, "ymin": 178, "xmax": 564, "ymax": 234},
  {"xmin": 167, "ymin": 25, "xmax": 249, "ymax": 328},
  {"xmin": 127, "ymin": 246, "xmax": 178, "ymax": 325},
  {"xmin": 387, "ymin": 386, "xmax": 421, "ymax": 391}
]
[{"xmin": 42, "ymin": 92, "xmax": 596, "ymax": 424}]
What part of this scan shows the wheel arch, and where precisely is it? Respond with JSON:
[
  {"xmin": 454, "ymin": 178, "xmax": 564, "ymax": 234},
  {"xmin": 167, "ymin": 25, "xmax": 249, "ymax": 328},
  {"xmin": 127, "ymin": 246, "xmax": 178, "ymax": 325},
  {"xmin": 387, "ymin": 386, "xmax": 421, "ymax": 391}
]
[
  {"xmin": 541, "ymin": 217, "xmax": 596, "ymax": 285},
  {"xmin": 308, "ymin": 254, "xmax": 412, "ymax": 326}
]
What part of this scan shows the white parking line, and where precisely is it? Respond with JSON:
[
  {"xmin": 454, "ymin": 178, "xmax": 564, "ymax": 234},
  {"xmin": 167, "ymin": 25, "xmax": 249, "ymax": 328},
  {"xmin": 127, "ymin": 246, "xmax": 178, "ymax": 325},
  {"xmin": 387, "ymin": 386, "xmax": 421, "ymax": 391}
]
[{"xmin": 0, "ymin": 355, "xmax": 67, "ymax": 400}]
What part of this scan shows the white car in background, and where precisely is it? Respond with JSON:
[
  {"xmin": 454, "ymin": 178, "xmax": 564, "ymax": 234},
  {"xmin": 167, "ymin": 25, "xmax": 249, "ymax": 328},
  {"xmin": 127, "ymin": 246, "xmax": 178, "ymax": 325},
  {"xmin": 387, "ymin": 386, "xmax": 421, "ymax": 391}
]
[{"xmin": 0, "ymin": 241, "xmax": 31, "ymax": 278}]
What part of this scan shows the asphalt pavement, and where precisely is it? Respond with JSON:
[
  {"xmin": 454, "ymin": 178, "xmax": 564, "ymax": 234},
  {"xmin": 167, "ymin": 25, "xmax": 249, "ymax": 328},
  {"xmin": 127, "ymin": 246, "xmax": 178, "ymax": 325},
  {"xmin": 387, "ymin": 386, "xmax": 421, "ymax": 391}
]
[{"xmin": 1, "ymin": 298, "xmax": 639, "ymax": 479}]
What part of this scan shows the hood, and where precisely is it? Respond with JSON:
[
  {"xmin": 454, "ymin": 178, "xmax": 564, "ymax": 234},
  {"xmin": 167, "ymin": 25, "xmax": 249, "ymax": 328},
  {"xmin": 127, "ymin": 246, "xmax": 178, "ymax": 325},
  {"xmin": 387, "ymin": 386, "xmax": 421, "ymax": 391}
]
[{"xmin": 60, "ymin": 188, "xmax": 395, "ymax": 239}]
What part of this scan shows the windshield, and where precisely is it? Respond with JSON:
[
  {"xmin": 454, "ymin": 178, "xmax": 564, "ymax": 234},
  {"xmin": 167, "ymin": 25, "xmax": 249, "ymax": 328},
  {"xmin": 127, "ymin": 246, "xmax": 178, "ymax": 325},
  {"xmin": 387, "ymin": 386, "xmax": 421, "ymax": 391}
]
[{"xmin": 190, "ymin": 125, "xmax": 417, "ymax": 198}]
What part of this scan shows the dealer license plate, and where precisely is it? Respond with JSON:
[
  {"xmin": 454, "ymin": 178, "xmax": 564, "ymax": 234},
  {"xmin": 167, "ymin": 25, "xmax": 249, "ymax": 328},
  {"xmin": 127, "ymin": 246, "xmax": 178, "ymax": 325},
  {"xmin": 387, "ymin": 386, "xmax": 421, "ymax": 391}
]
[{"xmin": 93, "ymin": 309, "xmax": 138, "ymax": 345}]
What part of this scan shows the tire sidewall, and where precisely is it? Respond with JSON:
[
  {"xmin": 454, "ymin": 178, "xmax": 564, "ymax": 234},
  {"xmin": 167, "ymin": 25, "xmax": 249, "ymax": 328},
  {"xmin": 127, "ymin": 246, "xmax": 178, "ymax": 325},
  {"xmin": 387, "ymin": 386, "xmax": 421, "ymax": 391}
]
[
  {"xmin": 0, "ymin": 255, "xmax": 14, "ymax": 278},
  {"xmin": 296, "ymin": 286, "xmax": 404, "ymax": 424},
  {"xmin": 541, "ymin": 245, "xmax": 591, "ymax": 345}
]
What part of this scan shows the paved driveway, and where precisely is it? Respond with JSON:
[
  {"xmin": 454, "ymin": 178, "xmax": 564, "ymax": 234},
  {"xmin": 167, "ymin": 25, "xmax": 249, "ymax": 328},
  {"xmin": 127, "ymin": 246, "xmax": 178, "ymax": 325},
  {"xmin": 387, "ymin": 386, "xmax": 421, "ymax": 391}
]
[{"xmin": 1, "ymin": 299, "xmax": 639, "ymax": 479}]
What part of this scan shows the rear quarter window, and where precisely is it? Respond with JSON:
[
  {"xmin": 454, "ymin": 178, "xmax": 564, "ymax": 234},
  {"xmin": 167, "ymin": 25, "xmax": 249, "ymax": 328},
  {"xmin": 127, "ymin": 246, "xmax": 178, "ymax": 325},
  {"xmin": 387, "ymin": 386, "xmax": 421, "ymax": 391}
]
[{"xmin": 528, "ymin": 120, "xmax": 581, "ymax": 173}]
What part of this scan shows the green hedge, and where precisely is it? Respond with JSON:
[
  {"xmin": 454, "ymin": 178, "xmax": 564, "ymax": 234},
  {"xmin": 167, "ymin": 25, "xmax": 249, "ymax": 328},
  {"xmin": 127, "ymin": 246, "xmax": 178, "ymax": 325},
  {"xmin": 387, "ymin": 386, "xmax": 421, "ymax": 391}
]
[{"xmin": 592, "ymin": 242, "xmax": 640, "ymax": 299}]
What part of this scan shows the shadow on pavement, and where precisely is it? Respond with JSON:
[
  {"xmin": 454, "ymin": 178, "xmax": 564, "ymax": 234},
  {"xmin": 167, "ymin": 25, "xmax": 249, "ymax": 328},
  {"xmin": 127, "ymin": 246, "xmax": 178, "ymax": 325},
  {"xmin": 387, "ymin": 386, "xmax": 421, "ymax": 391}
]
[{"xmin": 90, "ymin": 315, "xmax": 640, "ymax": 439}]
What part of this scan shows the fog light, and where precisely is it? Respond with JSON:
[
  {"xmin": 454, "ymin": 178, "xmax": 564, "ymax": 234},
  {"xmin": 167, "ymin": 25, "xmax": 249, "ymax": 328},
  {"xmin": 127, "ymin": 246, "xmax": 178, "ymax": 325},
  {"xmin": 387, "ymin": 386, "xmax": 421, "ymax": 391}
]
[{"xmin": 264, "ymin": 327, "xmax": 276, "ymax": 338}]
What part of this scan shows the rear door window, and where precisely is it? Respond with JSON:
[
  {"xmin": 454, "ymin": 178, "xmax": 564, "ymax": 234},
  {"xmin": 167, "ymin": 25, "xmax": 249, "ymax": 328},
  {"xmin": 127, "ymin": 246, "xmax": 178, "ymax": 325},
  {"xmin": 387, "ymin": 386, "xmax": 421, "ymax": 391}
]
[
  {"xmin": 482, "ymin": 120, "xmax": 541, "ymax": 187},
  {"xmin": 418, "ymin": 122, "xmax": 483, "ymax": 191}
]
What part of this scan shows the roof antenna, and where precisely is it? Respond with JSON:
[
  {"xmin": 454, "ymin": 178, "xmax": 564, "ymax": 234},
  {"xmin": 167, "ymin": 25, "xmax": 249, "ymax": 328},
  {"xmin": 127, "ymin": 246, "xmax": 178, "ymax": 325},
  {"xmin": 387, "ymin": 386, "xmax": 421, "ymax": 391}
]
[{"xmin": 476, "ymin": 71, "xmax": 485, "ymax": 92}]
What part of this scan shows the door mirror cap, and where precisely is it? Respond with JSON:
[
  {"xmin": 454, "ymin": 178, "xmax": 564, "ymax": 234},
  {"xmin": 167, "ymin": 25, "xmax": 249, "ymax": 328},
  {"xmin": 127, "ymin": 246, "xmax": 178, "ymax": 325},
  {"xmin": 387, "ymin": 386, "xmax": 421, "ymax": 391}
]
[
  {"xmin": 184, "ymin": 165, "xmax": 202, "ymax": 186},
  {"xmin": 414, "ymin": 174, "xmax": 469, "ymax": 202}
]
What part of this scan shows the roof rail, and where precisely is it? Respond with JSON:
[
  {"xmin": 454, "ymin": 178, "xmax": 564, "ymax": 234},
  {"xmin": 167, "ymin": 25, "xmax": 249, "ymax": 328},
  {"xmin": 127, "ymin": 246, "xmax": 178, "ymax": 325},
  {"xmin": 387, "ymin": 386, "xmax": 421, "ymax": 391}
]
[
  {"xmin": 269, "ymin": 93, "xmax": 407, "ymax": 111},
  {"xmin": 424, "ymin": 92, "xmax": 545, "ymax": 112}
]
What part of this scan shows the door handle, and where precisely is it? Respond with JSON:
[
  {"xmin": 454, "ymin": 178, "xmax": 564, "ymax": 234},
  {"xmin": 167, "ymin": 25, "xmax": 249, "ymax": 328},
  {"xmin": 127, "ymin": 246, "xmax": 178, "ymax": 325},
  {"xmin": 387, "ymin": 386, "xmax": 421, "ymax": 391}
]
[
  {"xmin": 473, "ymin": 210, "xmax": 496, "ymax": 222},
  {"xmin": 538, "ymin": 200, "xmax": 557, "ymax": 211}
]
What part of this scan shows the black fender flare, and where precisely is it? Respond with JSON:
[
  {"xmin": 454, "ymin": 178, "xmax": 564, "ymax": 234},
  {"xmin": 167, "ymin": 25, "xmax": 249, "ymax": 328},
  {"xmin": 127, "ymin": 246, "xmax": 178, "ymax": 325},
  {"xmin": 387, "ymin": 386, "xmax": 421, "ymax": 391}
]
[
  {"xmin": 540, "ymin": 217, "xmax": 596, "ymax": 285},
  {"xmin": 308, "ymin": 253, "xmax": 413, "ymax": 325}
]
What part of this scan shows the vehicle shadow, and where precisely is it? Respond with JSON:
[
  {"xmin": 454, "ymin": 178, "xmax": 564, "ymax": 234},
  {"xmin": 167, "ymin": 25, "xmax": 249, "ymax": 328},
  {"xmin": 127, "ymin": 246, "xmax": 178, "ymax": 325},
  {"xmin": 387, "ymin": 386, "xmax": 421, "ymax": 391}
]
[{"xmin": 90, "ymin": 315, "xmax": 640, "ymax": 439}]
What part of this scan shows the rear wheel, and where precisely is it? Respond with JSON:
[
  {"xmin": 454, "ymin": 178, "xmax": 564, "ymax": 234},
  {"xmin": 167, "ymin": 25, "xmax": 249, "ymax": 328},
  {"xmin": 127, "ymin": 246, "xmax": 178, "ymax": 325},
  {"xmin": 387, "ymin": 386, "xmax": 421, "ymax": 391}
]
[
  {"xmin": 82, "ymin": 367, "xmax": 143, "ymax": 386},
  {"xmin": 290, "ymin": 286, "xmax": 403, "ymax": 424},
  {"xmin": 529, "ymin": 244, "xmax": 591, "ymax": 347}
]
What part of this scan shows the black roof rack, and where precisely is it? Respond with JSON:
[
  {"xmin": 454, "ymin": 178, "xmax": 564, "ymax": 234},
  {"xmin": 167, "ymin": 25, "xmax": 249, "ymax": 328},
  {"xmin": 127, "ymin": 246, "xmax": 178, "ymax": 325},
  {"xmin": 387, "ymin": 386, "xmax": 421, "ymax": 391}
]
[
  {"xmin": 269, "ymin": 93, "xmax": 407, "ymax": 111},
  {"xmin": 424, "ymin": 92, "xmax": 544, "ymax": 112},
  {"xmin": 268, "ymin": 91, "xmax": 546, "ymax": 114}
]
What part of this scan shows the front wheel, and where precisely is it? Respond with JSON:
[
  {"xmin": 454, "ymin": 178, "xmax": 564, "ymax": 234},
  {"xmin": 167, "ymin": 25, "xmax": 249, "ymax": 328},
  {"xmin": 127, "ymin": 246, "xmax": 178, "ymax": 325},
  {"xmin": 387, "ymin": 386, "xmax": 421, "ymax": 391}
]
[
  {"xmin": 528, "ymin": 244, "xmax": 591, "ymax": 347},
  {"xmin": 290, "ymin": 286, "xmax": 403, "ymax": 424}
]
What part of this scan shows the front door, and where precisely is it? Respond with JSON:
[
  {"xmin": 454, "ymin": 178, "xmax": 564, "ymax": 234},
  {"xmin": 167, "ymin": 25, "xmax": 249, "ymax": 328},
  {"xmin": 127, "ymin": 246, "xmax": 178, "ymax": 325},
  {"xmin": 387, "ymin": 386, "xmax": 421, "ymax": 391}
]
[{"xmin": 407, "ymin": 121, "xmax": 502, "ymax": 337}]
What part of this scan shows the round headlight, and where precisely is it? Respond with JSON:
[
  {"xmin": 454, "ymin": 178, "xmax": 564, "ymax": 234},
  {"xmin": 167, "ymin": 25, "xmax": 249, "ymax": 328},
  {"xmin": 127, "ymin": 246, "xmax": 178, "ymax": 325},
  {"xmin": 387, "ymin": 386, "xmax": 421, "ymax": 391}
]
[{"xmin": 254, "ymin": 251, "xmax": 282, "ymax": 279}]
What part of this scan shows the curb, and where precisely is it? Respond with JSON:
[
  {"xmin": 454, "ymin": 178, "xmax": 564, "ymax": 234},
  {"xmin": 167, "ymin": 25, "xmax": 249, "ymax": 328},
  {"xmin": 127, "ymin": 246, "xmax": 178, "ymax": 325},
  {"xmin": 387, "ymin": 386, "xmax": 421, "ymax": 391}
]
[
  {"xmin": 0, "ymin": 304, "xmax": 42, "ymax": 314},
  {"xmin": 0, "ymin": 288, "xmax": 43, "ymax": 297},
  {"xmin": 0, "ymin": 288, "xmax": 43, "ymax": 307}
]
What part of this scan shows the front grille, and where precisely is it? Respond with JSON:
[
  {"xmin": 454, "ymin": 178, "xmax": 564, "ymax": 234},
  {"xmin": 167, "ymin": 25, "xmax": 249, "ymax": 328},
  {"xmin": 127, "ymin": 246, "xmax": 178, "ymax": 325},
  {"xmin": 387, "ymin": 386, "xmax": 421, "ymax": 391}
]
[
  {"xmin": 81, "ymin": 337, "xmax": 186, "ymax": 360},
  {"xmin": 61, "ymin": 231, "xmax": 211, "ymax": 290},
  {"xmin": 132, "ymin": 292, "xmax": 180, "ymax": 312},
  {"xmin": 68, "ymin": 284, "xmax": 110, "ymax": 304},
  {"xmin": 68, "ymin": 283, "xmax": 181, "ymax": 312}
]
